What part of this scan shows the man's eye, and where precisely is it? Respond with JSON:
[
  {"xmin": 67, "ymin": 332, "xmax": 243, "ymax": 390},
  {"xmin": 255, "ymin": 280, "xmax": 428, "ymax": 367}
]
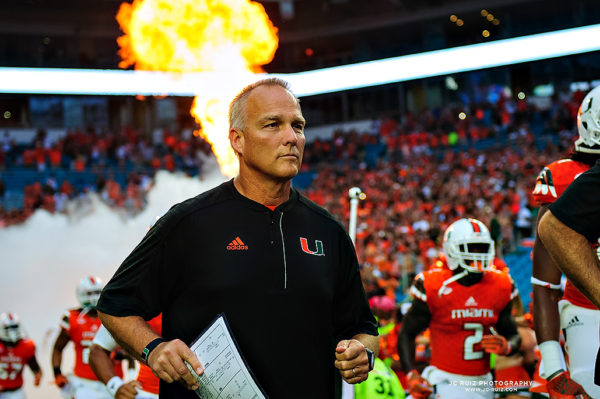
[{"xmin": 265, "ymin": 122, "xmax": 278, "ymax": 128}]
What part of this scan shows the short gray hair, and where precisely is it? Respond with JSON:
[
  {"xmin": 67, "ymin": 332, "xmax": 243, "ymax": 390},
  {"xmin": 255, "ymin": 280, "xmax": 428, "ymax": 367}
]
[{"xmin": 229, "ymin": 78, "xmax": 298, "ymax": 131}]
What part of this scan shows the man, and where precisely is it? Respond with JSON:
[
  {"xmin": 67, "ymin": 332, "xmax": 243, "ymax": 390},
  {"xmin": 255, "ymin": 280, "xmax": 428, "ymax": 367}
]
[
  {"xmin": 96, "ymin": 78, "xmax": 379, "ymax": 398},
  {"xmin": 398, "ymin": 218, "xmax": 521, "ymax": 399},
  {"xmin": 52, "ymin": 276, "xmax": 126, "ymax": 399},
  {"xmin": 531, "ymin": 86, "xmax": 600, "ymax": 398},
  {"xmin": 89, "ymin": 315, "xmax": 162, "ymax": 399},
  {"xmin": 0, "ymin": 312, "xmax": 42, "ymax": 398},
  {"xmin": 538, "ymin": 88, "xmax": 600, "ymax": 394}
]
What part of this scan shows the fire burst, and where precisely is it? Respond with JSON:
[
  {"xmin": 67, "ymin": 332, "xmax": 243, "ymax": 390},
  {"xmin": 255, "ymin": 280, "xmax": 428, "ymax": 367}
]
[{"xmin": 116, "ymin": 0, "xmax": 279, "ymax": 176}]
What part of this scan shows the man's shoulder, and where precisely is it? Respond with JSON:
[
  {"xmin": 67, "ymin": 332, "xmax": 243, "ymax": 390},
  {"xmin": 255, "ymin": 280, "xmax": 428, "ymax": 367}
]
[
  {"xmin": 155, "ymin": 181, "xmax": 234, "ymax": 229},
  {"xmin": 532, "ymin": 158, "xmax": 590, "ymax": 205},
  {"xmin": 295, "ymin": 191, "xmax": 345, "ymax": 228}
]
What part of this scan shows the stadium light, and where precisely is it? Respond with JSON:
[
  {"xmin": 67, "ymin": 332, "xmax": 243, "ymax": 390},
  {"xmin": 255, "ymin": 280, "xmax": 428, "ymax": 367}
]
[{"xmin": 1, "ymin": 23, "xmax": 600, "ymax": 97}]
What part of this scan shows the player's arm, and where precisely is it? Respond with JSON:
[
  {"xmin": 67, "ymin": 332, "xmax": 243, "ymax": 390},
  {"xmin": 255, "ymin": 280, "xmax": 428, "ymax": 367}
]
[
  {"xmin": 90, "ymin": 344, "xmax": 141, "ymax": 399},
  {"xmin": 98, "ymin": 311, "xmax": 202, "ymax": 391},
  {"xmin": 397, "ymin": 300, "xmax": 433, "ymax": 399},
  {"xmin": 532, "ymin": 206, "xmax": 563, "ymax": 342},
  {"xmin": 483, "ymin": 301, "xmax": 521, "ymax": 356},
  {"xmin": 51, "ymin": 327, "xmax": 71, "ymax": 387},
  {"xmin": 531, "ymin": 205, "xmax": 567, "ymax": 378},
  {"xmin": 539, "ymin": 210, "xmax": 600, "ymax": 308},
  {"xmin": 26, "ymin": 355, "xmax": 42, "ymax": 387},
  {"xmin": 397, "ymin": 299, "xmax": 431, "ymax": 373}
]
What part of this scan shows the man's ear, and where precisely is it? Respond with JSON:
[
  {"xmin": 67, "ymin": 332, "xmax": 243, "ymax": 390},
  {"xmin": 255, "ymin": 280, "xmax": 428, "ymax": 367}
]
[{"xmin": 229, "ymin": 128, "xmax": 243, "ymax": 156}]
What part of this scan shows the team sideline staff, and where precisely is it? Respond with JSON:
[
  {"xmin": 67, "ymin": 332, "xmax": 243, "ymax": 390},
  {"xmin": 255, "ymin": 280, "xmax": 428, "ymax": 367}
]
[{"xmin": 97, "ymin": 78, "xmax": 379, "ymax": 398}]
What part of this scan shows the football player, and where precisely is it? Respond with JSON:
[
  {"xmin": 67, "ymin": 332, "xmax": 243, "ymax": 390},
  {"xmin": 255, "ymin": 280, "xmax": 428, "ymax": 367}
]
[
  {"xmin": 0, "ymin": 312, "xmax": 42, "ymax": 398},
  {"xmin": 531, "ymin": 85, "xmax": 600, "ymax": 398},
  {"xmin": 397, "ymin": 218, "xmax": 521, "ymax": 399},
  {"xmin": 89, "ymin": 314, "xmax": 162, "ymax": 399},
  {"xmin": 52, "ymin": 276, "xmax": 126, "ymax": 399}
]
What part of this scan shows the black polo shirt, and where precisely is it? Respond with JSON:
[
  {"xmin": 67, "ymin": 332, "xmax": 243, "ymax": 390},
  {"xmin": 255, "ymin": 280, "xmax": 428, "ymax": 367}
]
[{"xmin": 97, "ymin": 179, "xmax": 377, "ymax": 398}]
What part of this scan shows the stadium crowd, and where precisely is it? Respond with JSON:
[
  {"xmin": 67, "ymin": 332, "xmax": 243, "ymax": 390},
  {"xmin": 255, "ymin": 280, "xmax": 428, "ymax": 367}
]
[{"xmin": 0, "ymin": 91, "xmax": 583, "ymax": 282}]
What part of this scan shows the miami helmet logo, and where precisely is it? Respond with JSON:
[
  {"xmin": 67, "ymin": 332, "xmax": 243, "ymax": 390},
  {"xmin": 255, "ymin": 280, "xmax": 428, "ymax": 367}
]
[{"xmin": 300, "ymin": 237, "xmax": 325, "ymax": 256}]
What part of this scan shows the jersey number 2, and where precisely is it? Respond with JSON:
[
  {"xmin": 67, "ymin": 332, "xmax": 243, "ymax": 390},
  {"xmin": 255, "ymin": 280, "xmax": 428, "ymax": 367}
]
[{"xmin": 463, "ymin": 322, "xmax": 484, "ymax": 360}]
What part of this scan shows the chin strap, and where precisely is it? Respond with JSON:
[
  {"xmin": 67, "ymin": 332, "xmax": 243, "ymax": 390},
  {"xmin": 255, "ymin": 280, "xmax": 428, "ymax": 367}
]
[
  {"xmin": 77, "ymin": 306, "xmax": 94, "ymax": 323},
  {"xmin": 438, "ymin": 269, "xmax": 468, "ymax": 297}
]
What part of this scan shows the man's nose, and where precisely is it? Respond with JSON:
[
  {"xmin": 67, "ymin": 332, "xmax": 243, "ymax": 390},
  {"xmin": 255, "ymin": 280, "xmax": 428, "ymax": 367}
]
[{"xmin": 282, "ymin": 124, "xmax": 299, "ymax": 145}]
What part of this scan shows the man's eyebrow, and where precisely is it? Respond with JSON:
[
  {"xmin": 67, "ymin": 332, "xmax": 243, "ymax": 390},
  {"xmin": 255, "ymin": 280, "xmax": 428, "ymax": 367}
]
[{"xmin": 258, "ymin": 114, "xmax": 281, "ymax": 123}]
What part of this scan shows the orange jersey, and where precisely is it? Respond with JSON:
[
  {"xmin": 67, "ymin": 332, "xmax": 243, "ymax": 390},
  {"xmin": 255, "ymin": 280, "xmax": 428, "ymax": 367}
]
[
  {"xmin": 61, "ymin": 309, "xmax": 123, "ymax": 380},
  {"xmin": 137, "ymin": 314, "xmax": 162, "ymax": 394},
  {"xmin": 0, "ymin": 339, "xmax": 35, "ymax": 390},
  {"xmin": 411, "ymin": 268, "xmax": 518, "ymax": 376},
  {"xmin": 532, "ymin": 158, "xmax": 597, "ymax": 310}
]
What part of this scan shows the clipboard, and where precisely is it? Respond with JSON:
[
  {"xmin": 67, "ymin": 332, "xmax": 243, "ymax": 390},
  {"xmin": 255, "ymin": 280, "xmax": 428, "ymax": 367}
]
[{"xmin": 186, "ymin": 313, "xmax": 268, "ymax": 399}]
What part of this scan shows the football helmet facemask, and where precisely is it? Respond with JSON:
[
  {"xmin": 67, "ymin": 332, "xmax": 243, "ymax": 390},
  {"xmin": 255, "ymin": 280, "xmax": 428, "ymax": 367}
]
[
  {"xmin": 576, "ymin": 85, "xmax": 600, "ymax": 154},
  {"xmin": 443, "ymin": 218, "xmax": 495, "ymax": 273},
  {"xmin": 76, "ymin": 276, "xmax": 104, "ymax": 309},
  {"xmin": 0, "ymin": 312, "xmax": 24, "ymax": 343}
]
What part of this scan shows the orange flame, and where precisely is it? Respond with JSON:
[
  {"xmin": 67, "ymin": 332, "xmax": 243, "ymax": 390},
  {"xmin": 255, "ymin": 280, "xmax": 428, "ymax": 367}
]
[{"xmin": 116, "ymin": 0, "xmax": 279, "ymax": 176}]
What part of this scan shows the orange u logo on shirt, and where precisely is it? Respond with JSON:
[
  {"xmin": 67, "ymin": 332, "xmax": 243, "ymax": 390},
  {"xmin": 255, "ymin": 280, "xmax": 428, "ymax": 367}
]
[{"xmin": 300, "ymin": 237, "xmax": 325, "ymax": 256}]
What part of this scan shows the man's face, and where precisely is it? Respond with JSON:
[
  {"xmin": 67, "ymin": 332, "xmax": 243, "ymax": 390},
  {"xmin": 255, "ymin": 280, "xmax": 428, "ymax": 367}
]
[{"xmin": 233, "ymin": 85, "xmax": 306, "ymax": 181}]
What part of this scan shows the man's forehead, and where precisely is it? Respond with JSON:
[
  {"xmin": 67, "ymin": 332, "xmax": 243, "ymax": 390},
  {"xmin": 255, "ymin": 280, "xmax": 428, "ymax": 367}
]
[
  {"xmin": 247, "ymin": 85, "xmax": 302, "ymax": 116},
  {"xmin": 248, "ymin": 85, "xmax": 298, "ymax": 105}
]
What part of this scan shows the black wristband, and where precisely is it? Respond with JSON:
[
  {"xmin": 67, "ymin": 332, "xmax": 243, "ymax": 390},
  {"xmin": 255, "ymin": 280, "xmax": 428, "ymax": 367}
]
[
  {"xmin": 141, "ymin": 337, "xmax": 165, "ymax": 364},
  {"xmin": 53, "ymin": 366, "xmax": 62, "ymax": 377},
  {"xmin": 365, "ymin": 348, "xmax": 375, "ymax": 371}
]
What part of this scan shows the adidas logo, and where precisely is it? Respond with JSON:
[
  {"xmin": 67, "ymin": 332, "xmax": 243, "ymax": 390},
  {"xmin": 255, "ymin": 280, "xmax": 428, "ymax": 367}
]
[
  {"xmin": 566, "ymin": 315, "xmax": 583, "ymax": 329},
  {"xmin": 465, "ymin": 296, "xmax": 478, "ymax": 307},
  {"xmin": 227, "ymin": 237, "xmax": 248, "ymax": 250}
]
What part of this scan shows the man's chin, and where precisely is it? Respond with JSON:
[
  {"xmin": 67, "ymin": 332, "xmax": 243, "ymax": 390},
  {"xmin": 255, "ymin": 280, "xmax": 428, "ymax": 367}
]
[{"xmin": 273, "ymin": 167, "xmax": 300, "ymax": 180}]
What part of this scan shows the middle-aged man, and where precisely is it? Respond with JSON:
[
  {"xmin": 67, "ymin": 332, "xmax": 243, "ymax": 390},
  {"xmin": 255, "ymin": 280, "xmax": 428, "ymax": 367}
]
[{"xmin": 97, "ymin": 77, "xmax": 379, "ymax": 398}]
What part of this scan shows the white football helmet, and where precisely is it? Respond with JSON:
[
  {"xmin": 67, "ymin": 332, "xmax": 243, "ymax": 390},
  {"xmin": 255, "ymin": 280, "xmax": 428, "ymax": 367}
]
[
  {"xmin": 76, "ymin": 276, "xmax": 104, "ymax": 308},
  {"xmin": 443, "ymin": 218, "xmax": 495, "ymax": 273},
  {"xmin": 575, "ymin": 86, "xmax": 600, "ymax": 154},
  {"xmin": 0, "ymin": 312, "xmax": 24, "ymax": 343}
]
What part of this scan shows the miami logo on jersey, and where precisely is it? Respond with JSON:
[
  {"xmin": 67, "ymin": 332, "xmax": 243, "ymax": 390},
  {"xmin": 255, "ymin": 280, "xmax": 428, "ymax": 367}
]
[{"xmin": 451, "ymin": 308, "xmax": 495, "ymax": 319}]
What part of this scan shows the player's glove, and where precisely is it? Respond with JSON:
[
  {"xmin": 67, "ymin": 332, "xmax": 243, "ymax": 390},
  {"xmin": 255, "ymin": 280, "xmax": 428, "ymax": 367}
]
[
  {"xmin": 406, "ymin": 369, "xmax": 433, "ymax": 399},
  {"xmin": 34, "ymin": 371, "xmax": 42, "ymax": 386},
  {"xmin": 544, "ymin": 371, "xmax": 591, "ymax": 399},
  {"xmin": 481, "ymin": 334, "xmax": 511, "ymax": 355},
  {"xmin": 54, "ymin": 374, "xmax": 68, "ymax": 388}
]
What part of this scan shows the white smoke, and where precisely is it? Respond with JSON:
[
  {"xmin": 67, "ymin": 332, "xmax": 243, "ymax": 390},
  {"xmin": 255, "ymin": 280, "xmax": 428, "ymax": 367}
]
[{"xmin": 0, "ymin": 165, "xmax": 225, "ymax": 398}]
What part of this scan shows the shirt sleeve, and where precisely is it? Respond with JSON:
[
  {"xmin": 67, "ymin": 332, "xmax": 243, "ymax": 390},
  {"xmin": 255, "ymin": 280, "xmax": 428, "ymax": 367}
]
[
  {"xmin": 331, "ymin": 227, "xmax": 378, "ymax": 341},
  {"xmin": 59, "ymin": 310, "xmax": 71, "ymax": 331},
  {"xmin": 409, "ymin": 273, "xmax": 427, "ymax": 303},
  {"xmin": 549, "ymin": 161, "xmax": 600, "ymax": 243},
  {"xmin": 97, "ymin": 204, "xmax": 186, "ymax": 320},
  {"xmin": 92, "ymin": 325, "xmax": 117, "ymax": 351}
]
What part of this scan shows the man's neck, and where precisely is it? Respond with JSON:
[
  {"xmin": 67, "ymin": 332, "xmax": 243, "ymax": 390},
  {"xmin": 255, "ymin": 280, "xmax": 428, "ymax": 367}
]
[
  {"xmin": 234, "ymin": 174, "xmax": 292, "ymax": 208},
  {"xmin": 455, "ymin": 269, "xmax": 483, "ymax": 286}
]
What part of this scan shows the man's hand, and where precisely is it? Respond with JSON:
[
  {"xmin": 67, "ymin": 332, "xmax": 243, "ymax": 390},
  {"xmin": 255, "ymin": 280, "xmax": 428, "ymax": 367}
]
[
  {"xmin": 147, "ymin": 339, "xmax": 203, "ymax": 391},
  {"xmin": 54, "ymin": 374, "xmax": 68, "ymax": 388},
  {"xmin": 545, "ymin": 371, "xmax": 591, "ymax": 399},
  {"xmin": 334, "ymin": 339, "xmax": 370, "ymax": 384},
  {"xmin": 116, "ymin": 380, "xmax": 142, "ymax": 399},
  {"xmin": 406, "ymin": 369, "xmax": 433, "ymax": 399},
  {"xmin": 481, "ymin": 334, "xmax": 511, "ymax": 355}
]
